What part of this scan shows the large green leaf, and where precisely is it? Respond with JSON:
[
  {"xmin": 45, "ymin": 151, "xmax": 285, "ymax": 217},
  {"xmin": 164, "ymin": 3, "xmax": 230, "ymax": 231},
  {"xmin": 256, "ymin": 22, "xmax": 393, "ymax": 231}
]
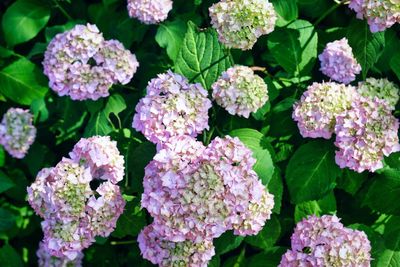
[
  {"xmin": 0, "ymin": 148, "xmax": 4, "ymax": 167},
  {"xmin": 229, "ymin": 129, "xmax": 275, "ymax": 185},
  {"xmin": 214, "ymin": 231, "xmax": 244, "ymax": 255},
  {"xmin": 2, "ymin": 0, "xmax": 50, "ymax": 46},
  {"xmin": 294, "ymin": 192, "xmax": 336, "ymax": 223},
  {"xmin": 84, "ymin": 94, "xmax": 127, "ymax": 137},
  {"xmin": 0, "ymin": 171, "xmax": 15, "ymax": 194},
  {"xmin": 0, "ymin": 245, "xmax": 23, "ymax": 267},
  {"xmin": 0, "ymin": 58, "xmax": 48, "ymax": 105},
  {"xmin": 267, "ymin": 20, "xmax": 318, "ymax": 76},
  {"xmin": 364, "ymin": 169, "xmax": 400, "ymax": 215},
  {"xmin": 175, "ymin": 21, "xmax": 233, "ymax": 89},
  {"xmin": 156, "ymin": 19, "xmax": 187, "ymax": 62},
  {"xmin": 245, "ymin": 215, "xmax": 281, "ymax": 250},
  {"xmin": 286, "ymin": 140, "xmax": 340, "ymax": 204},
  {"xmin": 374, "ymin": 217, "xmax": 400, "ymax": 267},
  {"xmin": 347, "ymin": 19, "xmax": 385, "ymax": 79},
  {"xmin": 271, "ymin": 0, "xmax": 298, "ymax": 26},
  {"xmin": 0, "ymin": 208, "xmax": 16, "ymax": 232}
]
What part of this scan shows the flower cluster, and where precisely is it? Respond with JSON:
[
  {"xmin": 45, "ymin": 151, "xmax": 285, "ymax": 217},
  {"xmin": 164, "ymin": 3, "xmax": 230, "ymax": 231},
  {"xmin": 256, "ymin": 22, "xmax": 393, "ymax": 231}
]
[
  {"xmin": 37, "ymin": 241, "xmax": 83, "ymax": 267},
  {"xmin": 43, "ymin": 24, "xmax": 139, "ymax": 101},
  {"xmin": 132, "ymin": 70, "xmax": 212, "ymax": 144},
  {"xmin": 127, "ymin": 0, "xmax": 173, "ymax": 24},
  {"xmin": 138, "ymin": 224, "xmax": 215, "ymax": 267},
  {"xmin": 349, "ymin": 0, "xmax": 400, "ymax": 32},
  {"xmin": 334, "ymin": 96, "xmax": 400, "ymax": 172},
  {"xmin": 318, "ymin": 38, "xmax": 361, "ymax": 84},
  {"xmin": 293, "ymin": 82, "xmax": 357, "ymax": 139},
  {"xmin": 279, "ymin": 215, "xmax": 371, "ymax": 267},
  {"xmin": 357, "ymin": 77, "xmax": 399, "ymax": 109},
  {"xmin": 0, "ymin": 108, "xmax": 36, "ymax": 159},
  {"xmin": 141, "ymin": 135, "xmax": 274, "ymax": 243},
  {"xmin": 27, "ymin": 136, "xmax": 125, "ymax": 260},
  {"xmin": 212, "ymin": 65, "xmax": 269, "ymax": 118},
  {"xmin": 293, "ymin": 81, "xmax": 400, "ymax": 172},
  {"xmin": 209, "ymin": 0, "xmax": 277, "ymax": 50}
]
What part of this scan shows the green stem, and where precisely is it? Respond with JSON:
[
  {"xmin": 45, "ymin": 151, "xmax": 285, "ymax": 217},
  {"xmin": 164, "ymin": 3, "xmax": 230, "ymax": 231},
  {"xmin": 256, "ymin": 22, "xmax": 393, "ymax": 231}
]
[
  {"xmin": 52, "ymin": 0, "xmax": 73, "ymax": 21},
  {"xmin": 314, "ymin": 0, "xmax": 348, "ymax": 27}
]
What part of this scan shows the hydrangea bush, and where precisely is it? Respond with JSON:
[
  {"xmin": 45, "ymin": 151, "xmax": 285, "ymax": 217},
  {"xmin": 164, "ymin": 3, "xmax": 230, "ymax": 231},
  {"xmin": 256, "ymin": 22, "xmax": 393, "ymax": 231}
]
[{"xmin": 0, "ymin": 0, "xmax": 400, "ymax": 266}]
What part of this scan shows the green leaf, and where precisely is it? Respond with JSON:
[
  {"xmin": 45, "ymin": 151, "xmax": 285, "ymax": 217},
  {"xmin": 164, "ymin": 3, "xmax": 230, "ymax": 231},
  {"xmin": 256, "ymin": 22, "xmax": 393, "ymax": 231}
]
[
  {"xmin": 0, "ymin": 171, "xmax": 15, "ymax": 194},
  {"xmin": 2, "ymin": 0, "xmax": 50, "ymax": 46},
  {"xmin": 112, "ymin": 199, "xmax": 146, "ymax": 238},
  {"xmin": 84, "ymin": 94, "xmax": 127, "ymax": 137},
  {"xmin": 45, "ymin": 21, "xmax": 77, "ymax": 43},
  {"xmin": 271, "ymin": 0, "xmax": 298, "ymax": 26},
  {"xmin": 0, "ymin": 208, "xmax": 16, "ymax": 232},
  {"xmin": 286, "ymin": 140, "xmax": 341, "ymax": 204},
  {"xmin": 175, "ymin": 21, "xmax": 232, "ymax": 89},
  {"xmin": 247, "ymin": 247, "xmax": 288, "ymax": 267},
  {"xmin": 0, "ymin": 58, "xmax": 48, "ymax": 105},
  {"xmin": 0, "ymin": 148, "xmax": 4, "ymax": 167},
  {"xmin": 364, "ymin": 169, "xmax": 400, "ymax": 215},
  {"xmin": 31, "ymin": 98, "xmax": 49, "ymax": 123},
  {"xmin": 294, "ymin": 192, "xmax": 336, "ymax": 223},
  {"xmin": 337, "ymin": 169, "xmax": 368, "ymax": 196},
  {"xmin": 156, "ymin": 19, "xmax": 187, "ymax": 61},
  {"xmin": 390, "ymin": 52, "xmax": 400, "ymax": 81},
  {"xmin": 245, "ymin": 215, "xmax": 281, "ymax": 250},
  {"xmin": 374, "ymin": 216, "xmax": 400, "ymax": 267},
  {"xmin": 268, "ymin": 169, "xmax": 283, "ymax": 214},
  {"xmin": 229, "ymin": 129, "xmax": 275, "ymax": 185},
  {"xmin": 0, "ymin": 244, "xmax": 23, "ymax": 267},
  {"xmin": 347, "ymin": 19, "xmax": 385, "ymax": 79},
  {"xmin": 214, "ymin": 231, "xmax": 244, "ymax": 255},
  {"xmin": 267, "ymin": 20, "xmax": 318, "ymax": 76}
]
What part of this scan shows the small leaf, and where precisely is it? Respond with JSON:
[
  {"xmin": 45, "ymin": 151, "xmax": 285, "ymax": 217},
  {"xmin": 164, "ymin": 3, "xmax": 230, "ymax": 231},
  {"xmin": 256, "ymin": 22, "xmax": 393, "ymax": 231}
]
[
  {"xmin": 286, "ymin": 140, "xmax": 341, "ymax": 204},
  {"xmin": 175, "ymin": 21, "xmax": 233, "ymax": 89},
  {"xmin": 229, "ymin": 129, "xmax": 275, "ymax": 185},
  {"xmin": 2, "ymin": 0, "xmax": 50, "ymax": 46},
  {"xmin": 294, "ymin": 192, "xmax": 336, "ymax": 223},
  {"xmin": 0, "ymin": 58, "xmax": 48, "ymax": 105}
]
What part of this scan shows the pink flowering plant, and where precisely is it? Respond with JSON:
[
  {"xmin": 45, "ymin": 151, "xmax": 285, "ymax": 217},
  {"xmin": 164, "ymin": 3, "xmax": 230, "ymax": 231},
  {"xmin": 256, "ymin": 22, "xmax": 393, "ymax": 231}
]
[{"xmin": 0, "ymin": 0, "xmax": 400, "ymax": 266}]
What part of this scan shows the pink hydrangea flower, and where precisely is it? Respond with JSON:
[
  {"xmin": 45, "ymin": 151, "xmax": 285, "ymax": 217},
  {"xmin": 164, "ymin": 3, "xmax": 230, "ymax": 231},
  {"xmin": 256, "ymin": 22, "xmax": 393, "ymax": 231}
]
[
  {"xmin": 0, "ymin": 108, "xmax": 36, "ymax": 159},
  {"xmin": 127, "ymin": 0, "xmax": 173, "ymax": 24},
  {"xmin": 27, "ymin": 137, "xmax": 126, "ymax": 259},
  {"xmin": 37, "ymin": 241, "xmax": 83, "ymax": 267},
  {"xmin": 349, "ymin": 0, "xmax": 400, "ymax": 32},
  {"xmin": 212, "ymin": 66, "xmax": 269, "ymax": 118},
  {"xmin": 293, "ymin": 82, "xmax": 357, "ymax": 139},
  {"xmin": 138, "ymin": 224, "xmax": 215, "ymax": 267},
  {"xmin": 319, "ymin": 38, "xmax": 361, "ymax": 84},
  {"xmin": 132, "ymin": 71, "xmax": 212, "ymax": 144},
  {"xmin": 209, "ymin": 0, "xmax": 277, "ymax": 50},
  {"xmin": 43, "ymin": 24, "xmax": 139, "ymax": 101},
  {"xmin": 141, "ymin": 135, "xmax": 274, "ymax": 242},
  {"xmin": 279, "ymin": 215, "xmax": 371, "ymax": 267},
  {"xmin": 334, "ymin": 96, "xmax": 400, "ymax": 173},
  {"xmin": 69, "ymin": 136, "xmax": 125, "ymax": 184},
  {"xmin": 357, "ymin": 77, "xmax": 399, "ymax": 109}
]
